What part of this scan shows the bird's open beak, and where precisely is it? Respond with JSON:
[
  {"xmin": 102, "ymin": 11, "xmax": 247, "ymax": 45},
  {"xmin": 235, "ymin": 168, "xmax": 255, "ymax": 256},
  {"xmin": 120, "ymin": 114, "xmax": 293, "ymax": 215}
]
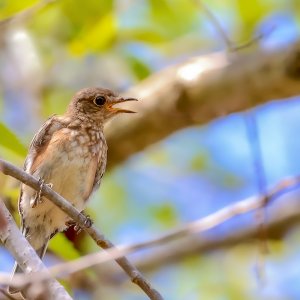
[{"xmin": 108, "ymin": 97, "xmax": 138, "ymax": 114}]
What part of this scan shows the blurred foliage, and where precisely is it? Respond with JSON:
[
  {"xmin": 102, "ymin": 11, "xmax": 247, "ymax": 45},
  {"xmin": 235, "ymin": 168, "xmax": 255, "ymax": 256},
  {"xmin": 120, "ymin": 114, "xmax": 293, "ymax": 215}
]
[
  {"xmin": 150, "ymin": 201, "xmax": 178, "ymax": 228},
  {"xmin": 49, "ymin": 234, "xmax": 81, "ymax": 261},
  {"xmin": 0, "ymin": 123, "xmax": 27, "ymax": 156},
  {"xmin": 0, "ymin": 0, "xmax": 299, "ymax": 299},
  {"xmin": 0, "ymin": 0, "xmax": 38, "ymax": 17},
  {"xmin": 189, "ymin": 153, "xmax": 208, "ymax": 171}
]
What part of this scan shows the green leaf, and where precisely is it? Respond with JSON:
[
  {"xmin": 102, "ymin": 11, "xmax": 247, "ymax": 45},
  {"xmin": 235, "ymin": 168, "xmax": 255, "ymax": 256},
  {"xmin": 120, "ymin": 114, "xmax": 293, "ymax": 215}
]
[
  {"xmin": 150, "ymin": 202, "xmax": 178, "ymax": 228},
  {"xmin": 126, "ymin": 55, "xmax": 151, "ymax": 80},
  {"xmin": 0, "ymin": 0, "xmax": 39, "ymax": 19},
  {"xmin": 69, "ymin": 12, "xmax": 117, "ymax": 55},
  {"xmin": 0, "ymin": 122, "xmax": 27, "ymax": 157},
  {"xmin": 148, "ymin": 0, "xmax": 198, "ymax": 38},
  {"xmin": 236, "ymin": 0, "xmax": 273, "ymax": 39},
  {"xmin": 121, "ymin": 28, "xmax": 166, "ymax": 44},
  {"xmin": 189, "ymin": 153, "xmax": 208, "ymax": 171},
  {"xmin": 49, "ymin": 233, "xmax": 81, "ymax": 260}
]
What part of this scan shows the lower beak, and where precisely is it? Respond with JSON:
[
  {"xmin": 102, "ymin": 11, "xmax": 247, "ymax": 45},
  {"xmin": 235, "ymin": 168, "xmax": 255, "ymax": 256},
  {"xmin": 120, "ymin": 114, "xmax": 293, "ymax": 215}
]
[{"xmin": 108, "ymin": 97, "xmax": 138, "ymax": 114}]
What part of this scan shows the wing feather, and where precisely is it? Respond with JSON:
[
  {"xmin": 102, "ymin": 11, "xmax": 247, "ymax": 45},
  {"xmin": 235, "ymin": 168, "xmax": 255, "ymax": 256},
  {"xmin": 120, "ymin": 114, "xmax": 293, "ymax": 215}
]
[{"xmin": 18, "ymin": 115, "xmax": 65, "ymax": 224}]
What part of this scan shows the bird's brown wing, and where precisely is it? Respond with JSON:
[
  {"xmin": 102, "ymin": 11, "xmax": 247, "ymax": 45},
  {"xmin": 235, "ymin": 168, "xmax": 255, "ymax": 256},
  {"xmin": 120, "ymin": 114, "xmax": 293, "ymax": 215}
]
[
  {"xmin": 24, "ymin": 115, "xmax": 64, "ymax": 174},
  {"xmin": 18, "ymin": 115, "xmax": 65, "ymax": 224},
  {"xmin": 91, "ymin": 139, "xmax": 108, "ymax": 195}
]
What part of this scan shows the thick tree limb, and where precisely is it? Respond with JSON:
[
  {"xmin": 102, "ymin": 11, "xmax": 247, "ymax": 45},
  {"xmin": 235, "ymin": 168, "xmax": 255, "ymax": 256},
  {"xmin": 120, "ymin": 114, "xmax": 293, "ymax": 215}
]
[
  {"xmin": 106, "ymin": 42, "xmax": 300, "ymax": 168},
  {"xmin": 0, "ymin": 159, "xmax": 163, "ymax": 300},
  {"xmin": 0, "ymin": 201, "xmax": 73, "ymax": 300}
]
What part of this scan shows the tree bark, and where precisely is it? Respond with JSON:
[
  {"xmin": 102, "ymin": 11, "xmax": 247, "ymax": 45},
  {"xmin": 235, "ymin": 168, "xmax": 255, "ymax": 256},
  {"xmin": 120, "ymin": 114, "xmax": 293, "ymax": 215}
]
[
  {"xmin": 106, "ymin": 42, "xmax": 300, "ymax": 168},
  {"xmin": 0, "ymin": 201, "xmax": 73, "ymax": 300}
]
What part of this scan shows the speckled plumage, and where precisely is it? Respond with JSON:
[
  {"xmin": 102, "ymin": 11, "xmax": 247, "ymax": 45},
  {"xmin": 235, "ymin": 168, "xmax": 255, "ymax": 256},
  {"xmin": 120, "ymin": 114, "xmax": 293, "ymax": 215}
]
[
  {"xmin": 20, "ymin": 115, "xmax": 107, "ymax": 250},
  {"xmin": 9, "ymin": 87, "xmax": 137, "ymax": 294}
]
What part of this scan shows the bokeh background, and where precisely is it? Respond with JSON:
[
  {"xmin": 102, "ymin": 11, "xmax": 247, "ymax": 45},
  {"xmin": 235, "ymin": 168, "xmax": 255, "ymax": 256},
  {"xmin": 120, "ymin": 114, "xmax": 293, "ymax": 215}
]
[{"xmin": 1, "ymin": 0, "xmax": 300, "ymax": 299}]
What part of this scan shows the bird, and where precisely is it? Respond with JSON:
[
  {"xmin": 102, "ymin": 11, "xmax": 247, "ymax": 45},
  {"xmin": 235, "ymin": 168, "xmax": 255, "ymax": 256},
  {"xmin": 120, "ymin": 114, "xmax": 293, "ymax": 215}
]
[{"xmin": 8, "ymin": 87, "xmax": 137, "ymax": 295}]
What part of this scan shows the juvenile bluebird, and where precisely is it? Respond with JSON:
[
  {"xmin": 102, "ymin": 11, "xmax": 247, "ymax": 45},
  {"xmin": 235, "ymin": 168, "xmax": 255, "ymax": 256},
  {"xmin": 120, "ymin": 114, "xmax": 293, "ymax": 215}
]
[{"xmin": 9, "ymin": 87, "xmax": 137, "ymax": 294}]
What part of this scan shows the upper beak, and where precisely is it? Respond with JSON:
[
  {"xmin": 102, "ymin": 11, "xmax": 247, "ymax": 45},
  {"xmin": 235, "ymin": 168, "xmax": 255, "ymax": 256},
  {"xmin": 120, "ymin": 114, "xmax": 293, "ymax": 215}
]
[{"xmin": 108, "ymin": 97, "xmax": 138, "ymax": 114}]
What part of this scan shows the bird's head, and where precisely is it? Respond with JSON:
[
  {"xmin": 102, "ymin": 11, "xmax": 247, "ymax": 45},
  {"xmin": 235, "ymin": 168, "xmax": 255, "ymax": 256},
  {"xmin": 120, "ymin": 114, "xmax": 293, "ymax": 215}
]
[{"xmin": 67, "ymin": 87, "xmax": 137, "ymax": 123}]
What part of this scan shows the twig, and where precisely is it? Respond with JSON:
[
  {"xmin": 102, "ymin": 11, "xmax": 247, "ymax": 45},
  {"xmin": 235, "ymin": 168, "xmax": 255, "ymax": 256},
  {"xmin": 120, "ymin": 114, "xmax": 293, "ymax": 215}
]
[
  {"xmin": 244, "ymin": 112, "xmax": 269, "ymax": 281},
  {"xmin": 193, "ymin": 0, "xmax": 273, "ymax": 281},
  {"xmin": 47, "ymin": 175, "xmax": 300, "ymax": 276},
  {"xmin": 1, "ymin": 174, "xmax": 300, "ymax": 289},
  {"xmin": 192, "ymin": 0, "xmax": 233, "ymax": 50},
  {"xmin": 0, "ymin": 159, "xmax": 163, "ymax": 300},
  {"xmin": 192, "ymin": 0, "xmax": 274, "ymax": 52},
  {"xmin": 0, "ymin": 201, "xmax": 73, "ymax": 300},
  {"xmin": 132, "ymin": 190, "xmax": 300, "ymax": 273}
]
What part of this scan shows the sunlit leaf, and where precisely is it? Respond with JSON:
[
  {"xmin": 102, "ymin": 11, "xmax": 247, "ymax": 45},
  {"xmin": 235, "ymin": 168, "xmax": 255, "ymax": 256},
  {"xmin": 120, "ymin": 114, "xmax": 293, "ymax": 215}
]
[
  {"xmin": 0, "ymin": 0, "xmax": 39, "ymax": 19},
  {"xmin": 126, "ymin": 55, "xmax": 151, "ymax": 80},
  {"xmin": 236, "ymin": 0, "xmax": 273, "ymax": 39},
  {"xmin": 0, "ymin": 123, "xmax": 27, "ymax": 157},
  {"xmin": 69, "ymin": 12, "xmax": 117, "ymax": 55},
  {"xmin": 189, "ymin": 153, "xmax": 208, "ymax": 171},
  {"xmin": 149, "ymin": 0, "xmax": 198, "ymax": 38},
  {"xmin": 150, "ymin": 202, "xmax": 178, "ymax": 227},
  {"xmin": 121, "ymin": 28, "xmax": 166, "ymax": 44}
]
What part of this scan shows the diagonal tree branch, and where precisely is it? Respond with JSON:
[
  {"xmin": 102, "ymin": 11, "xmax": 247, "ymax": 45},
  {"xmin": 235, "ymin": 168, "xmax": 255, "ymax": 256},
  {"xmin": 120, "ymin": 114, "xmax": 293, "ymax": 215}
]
[
  {"xmin": 1, "ymin": 173, "xmax": 300, "ymax": 288},
  {"xmin": 106, "ymin": 41, "xmax": 300, "ymax": 168},
  {"xmin": 0, "ymin": 201, "xmax": 73, "ymax": 300},
  {"xmin": 133, "ymin": 193, "xmax": 300, "ymax": 273},
  {"xmin": 0, "ymin": 159, "xmax": 163, "ymax": 300}
]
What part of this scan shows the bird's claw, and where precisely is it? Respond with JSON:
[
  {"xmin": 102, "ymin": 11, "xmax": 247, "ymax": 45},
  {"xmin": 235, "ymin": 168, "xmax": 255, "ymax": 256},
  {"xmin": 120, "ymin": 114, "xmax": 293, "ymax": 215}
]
[
  {"xmin": 83, "ymin": 215, "xmax": 93, "ymax": 228},
  {"xmin": 30, "ymin": 178, "xmax": 53, "ymax": 208},
  {"xmin": 74, "ymin": 223, "xmax": 82, "ymax": 234},
  {"xmin": 69, "ymin": 215, "xmax": 93, "ymax": 235}
]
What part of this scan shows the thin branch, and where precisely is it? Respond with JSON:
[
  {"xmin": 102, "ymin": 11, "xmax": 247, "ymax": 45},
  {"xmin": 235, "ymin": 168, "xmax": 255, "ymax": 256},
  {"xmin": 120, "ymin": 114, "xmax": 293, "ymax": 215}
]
[
  {"xmin": 192, "ymin": 0, "xmax": 274, "ymax": 52},
  {"xmin": 0, "ymin": 201, "xmax": 73, "ymax": 300},
  {"xmin": 0, "ymin": 159, "xmax": 163, "ymax": 300},
  {"xmin": 133, "ymin": 192, "xmax": 300, "ymax": 273},
  {"xmin": 1, "ymin": 174, "xmax": 300, "ymax": 289},
  {"xmin": 193, "ymin": 0, "xmax": 271, "ymax": 280},
  {"xmin": 244, "ymin": 112, "xmax": 269, "ymax": 279},
  {"xmin": 192, "ymin": 0, "xmax": 233, "ymax": 50}
]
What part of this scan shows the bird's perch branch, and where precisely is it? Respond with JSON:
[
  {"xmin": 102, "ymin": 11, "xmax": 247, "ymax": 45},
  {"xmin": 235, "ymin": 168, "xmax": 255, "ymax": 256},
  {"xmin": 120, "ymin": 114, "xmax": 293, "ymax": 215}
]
[
  {"xmin": 0, "ymin": 159, "xmax": 163, "ymax": 300},
  {"xmin": 106, "ymin": 41, "xmax": 300, "ymax": 168},
  {"xmin": 0, "ymin": 201, "xmax": 73, "ymax": 300},
  {"xmin": 0, "ymin": 174, "xmax": 300, "ymax": 292}
]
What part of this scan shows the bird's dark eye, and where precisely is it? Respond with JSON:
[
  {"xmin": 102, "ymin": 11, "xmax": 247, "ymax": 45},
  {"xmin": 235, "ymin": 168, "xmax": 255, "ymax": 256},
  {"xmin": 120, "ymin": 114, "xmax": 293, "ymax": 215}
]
[{"xmin": 94, "ymin": 96, "xmax": 106, "ymax": 106}]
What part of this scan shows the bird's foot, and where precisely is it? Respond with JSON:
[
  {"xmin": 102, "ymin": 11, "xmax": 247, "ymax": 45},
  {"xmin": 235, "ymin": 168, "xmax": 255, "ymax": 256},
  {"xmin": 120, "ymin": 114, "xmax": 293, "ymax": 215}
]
[
  {"xmin": 70, "ymin": 214, "xmax": 93, "ymax": 234},
  {"xmin": 30, "ymin": 178, "xmax": 53, "ymax": 208},
  {"xmin": 83, "ymin": 214, "xmax": 93, "ymax": 228},
  {"xmin": 65, "ymin": 220, "xmax": 76, "ymax": 228}
]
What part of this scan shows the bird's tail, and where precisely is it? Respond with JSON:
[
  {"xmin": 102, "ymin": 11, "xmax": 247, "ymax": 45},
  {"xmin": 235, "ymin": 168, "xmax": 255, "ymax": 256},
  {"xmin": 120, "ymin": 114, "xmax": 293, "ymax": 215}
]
[{"xmin": 7, "ymin": 240, "xmax": 49, "ymax": 295}]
